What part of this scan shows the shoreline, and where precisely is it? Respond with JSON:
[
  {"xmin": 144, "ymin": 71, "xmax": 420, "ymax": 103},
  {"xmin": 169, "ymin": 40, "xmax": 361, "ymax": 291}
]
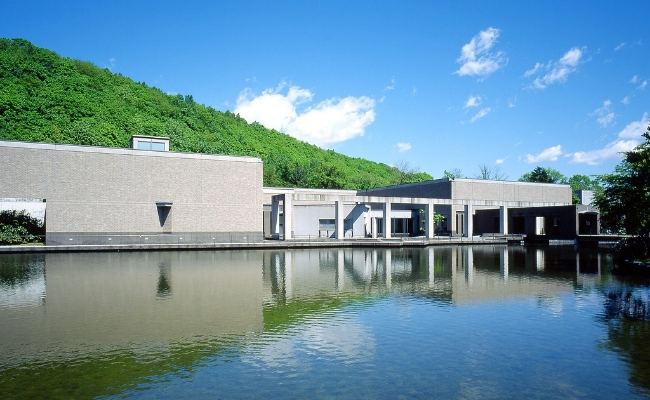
[{"xmin": 0, "ymin": 236, "xmax": 521, "ymax": 254}]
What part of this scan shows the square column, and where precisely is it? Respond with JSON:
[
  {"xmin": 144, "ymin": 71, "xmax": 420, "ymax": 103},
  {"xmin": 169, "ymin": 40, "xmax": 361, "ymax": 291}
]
[
  {"xmin": 284, "ymin": 194, "xmax": 292, "ymax": 240},
  {"xmin": 463, "ymin": 204, "xmax": 474, "ymax": 238},
  {"xmin": 383, "ymin": 202, "xmax": 392, "ymax": 239},
  {"xmin": 335, "ymin": 200, "xmax": 344, "ymax": 239},
  {"xmin": 271, "ymin": 197, "xmax": 280, "ymax": 239},
  {"xmin": 499, "ymin": 205, "xmax": 508, "ymax": 234},
  {"xmin": 371, "ymin": 217, "xmax": 377, "ymax": 239},
  {"xmin": 425, "ymin": 202, "xmax": 435, "ymax": 239}
]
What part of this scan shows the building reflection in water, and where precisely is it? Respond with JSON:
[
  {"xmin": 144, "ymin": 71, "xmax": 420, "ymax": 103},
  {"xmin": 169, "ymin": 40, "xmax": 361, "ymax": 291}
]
[
  {"xmin": 261, "ymin": 246, "xmax": 604, "ymax": 307},
  {"xmin": 0, "ymin": 245, "xmax": 633, "ymax": 398},
  {"xmin": 0, "ymin": 251, "xmax": 265, "ymax": 369},
  {"xmin": 0, "ymin": 246, "xmax": 611, "ymax": 356}
]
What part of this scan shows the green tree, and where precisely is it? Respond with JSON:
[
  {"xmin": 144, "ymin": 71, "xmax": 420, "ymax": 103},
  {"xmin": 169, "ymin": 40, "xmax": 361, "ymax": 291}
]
[
  {"xmin": 594, "ymin": 127, "xmax": 650, "ymax": 236},
  {"xmin": 567, "ymin": 174, "xmax": 601, "ymax": 204},
  {"xmin": 443, "ymin": 168, "xmax": 463, "ymax": 179},
  {"xmin": 519, "ymin": 166, "xmax": 567, "ymax": 184},
  {"xmin": 0, "ymin": 210, "xmax": 44, "ymax": 244}
]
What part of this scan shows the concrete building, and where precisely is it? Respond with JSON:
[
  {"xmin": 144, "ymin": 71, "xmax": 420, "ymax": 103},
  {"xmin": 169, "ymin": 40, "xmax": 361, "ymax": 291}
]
[
  {"xmin": 0, "ymin": 139, "xmax": 263, "ymax": 245},
  {"xmin": 265, "ymin": 178, "xmax": 599, "ymax": 240},
  {"xmin": 0, "ymin": 138, "xmax": 599, "ymax": 246}
]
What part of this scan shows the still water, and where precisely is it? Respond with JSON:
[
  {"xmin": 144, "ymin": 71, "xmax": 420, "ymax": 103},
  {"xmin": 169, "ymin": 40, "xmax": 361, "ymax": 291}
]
[{"xmin": 1, "ymin": 246, "xmax": 649, "ymax": 399}]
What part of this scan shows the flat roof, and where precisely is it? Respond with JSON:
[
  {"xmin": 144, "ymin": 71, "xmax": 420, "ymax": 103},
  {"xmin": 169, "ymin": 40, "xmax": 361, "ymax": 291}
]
[
  {"xmin": 0, "ymin": 140, "xmax": 262, "ymax": 164},
  {"xmin": 263, "ymin": 187, "xmax": 359, "ymax": 195},
  {"xmin": 361, "ymin": 177, "xmax": 570, "ymax": 190},
  {"xmin": 452, "ymin": 178, "xmax": 570, "ymax": 187},
  {"xmin": 131, "ymin": 135, "xmax": 170, "ymax": 140}
]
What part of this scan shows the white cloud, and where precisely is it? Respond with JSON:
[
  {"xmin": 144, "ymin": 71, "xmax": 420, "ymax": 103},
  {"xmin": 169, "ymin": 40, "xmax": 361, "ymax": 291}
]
[
  {"xmin": 384, "ymin": 77, "xmax": 396, "ymax": 91},
  {"xmin": 455, "ymin": 27, "xmax": 506, "ymax": 78},
  {"xmin": 525, "ymin": 145, "xmax": 563, "ymax": 163},
  {"xmin": 614, "ymin": 42, "xmax": 626, "ymax": 51},
  {"xmin": 628, "ymin": 75, "xmax": 647, "ymax": 89},
  {"xmin": 571, "ymin": 113, "xmax": 650, "ymax": 164},
  {"xmin": 621, "ymin": 96, "xmax": 631, "ymax": 105},
  {"xmin": 396, "ymin": 142, "xmax": 412, "ymax": 152},
  {"xmin": 618, "ymin": 113, "xmax": 649, "ymax": 138},
  {"xmin": 526, "ymin": 47, "xmax": 584, "ymax": 89},
  {"xmin": 235, "ymin": 84, "xmax": 376, "ymax": 147},
  {"xmin": 571, "ymin": 140, "xmax": 639, "ymax": 165},
  {"xmin": 495, "ymin": 158, "xmax": 505, "ymax": 165},
  {"xmin": 524, "ymin": 62, "xmax": 544, "ymax": 78},
  {"xmin": 592, "ymin": 99, "xmax": 615, "ymax": 127},
  {"xmin": 470, "ymin": 107, "xmax": 491, "ymax": 123},
  {"xmin": 560, "ymin": 47, "xmax": 582, "ymax": 67},
  {"xmin": 464, "ymin": 95, "xmax": 482, "ymax": 109},
  {"xmin": 507, "ymin": 97, "xmax": 517, "ymax": 108}
]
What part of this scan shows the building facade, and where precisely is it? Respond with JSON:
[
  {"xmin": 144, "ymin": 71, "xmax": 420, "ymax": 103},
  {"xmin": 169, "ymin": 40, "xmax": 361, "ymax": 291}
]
[
  {"xmin": 0, "ymin": 139, "xmax": 599, "ymax": 246},
  {"xmin": 0, "ymin": 140, "xmax": 263, "ymax": 245},
  {"xmin": 264, "ymin": 178, "xmax": 599, "ymax": 240}
]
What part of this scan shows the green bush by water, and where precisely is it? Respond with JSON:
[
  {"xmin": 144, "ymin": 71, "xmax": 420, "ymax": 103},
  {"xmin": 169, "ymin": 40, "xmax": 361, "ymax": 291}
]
[{"xmin": 0, "ymin": 210, "xmax": 44, "ymax": 245}]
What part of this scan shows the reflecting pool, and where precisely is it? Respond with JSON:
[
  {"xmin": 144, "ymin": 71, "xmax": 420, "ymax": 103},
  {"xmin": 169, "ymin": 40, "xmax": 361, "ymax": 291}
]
[{"xmin": 1, "ymin": 246, "xmax": 649, "ymax": 399}]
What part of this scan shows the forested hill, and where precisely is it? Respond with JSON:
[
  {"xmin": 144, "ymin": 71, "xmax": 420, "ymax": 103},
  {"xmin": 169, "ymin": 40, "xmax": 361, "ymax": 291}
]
[{"xmin": 0, "ymin": 38, "xmax": 431, "ymax": 189}]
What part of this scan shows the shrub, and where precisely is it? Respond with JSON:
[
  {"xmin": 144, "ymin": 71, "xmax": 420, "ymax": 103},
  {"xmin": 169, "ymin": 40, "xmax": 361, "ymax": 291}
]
[{"xmin": 0, "ymin": 210, "xmax": 44, "ymax": 245}]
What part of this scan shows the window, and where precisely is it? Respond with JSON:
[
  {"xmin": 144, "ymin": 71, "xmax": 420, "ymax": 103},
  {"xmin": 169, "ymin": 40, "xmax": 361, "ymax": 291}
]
[
  {"xmin": 319, "ymin": 219, "xmax": 335, "ymax": 231},
  {"xmin": 135, "ymin": 139, "xmax": 167, "ymax": 151},
  {"xmin": 132, "ymin": 136, "xmax": 169, "ymax": 152},
  {"xmin": 319, "ymin": 218, "xmax": 335, "ymax": 238}
]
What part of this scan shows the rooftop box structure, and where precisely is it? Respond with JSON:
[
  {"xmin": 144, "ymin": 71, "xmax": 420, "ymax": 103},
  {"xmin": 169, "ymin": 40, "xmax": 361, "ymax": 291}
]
[{"xmin": 131, "ymin": 135, "xmax": 170, "ymax": 152}]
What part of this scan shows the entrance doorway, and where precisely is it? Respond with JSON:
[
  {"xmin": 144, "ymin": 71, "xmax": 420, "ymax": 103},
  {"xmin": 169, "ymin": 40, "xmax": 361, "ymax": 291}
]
[{"xmin": 578, "ymin": 212, "xmax": 598, "ymax": 235}]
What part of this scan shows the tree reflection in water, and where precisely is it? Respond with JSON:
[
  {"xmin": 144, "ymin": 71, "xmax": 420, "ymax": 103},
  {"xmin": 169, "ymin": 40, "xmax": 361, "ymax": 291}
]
[
  {"xmin": 602, "ymin": 284, "xmax": 650, "ymax": 394},
  {"xmin": 156, "ymin": 262, "xmax": 172, "ymax": 298}
]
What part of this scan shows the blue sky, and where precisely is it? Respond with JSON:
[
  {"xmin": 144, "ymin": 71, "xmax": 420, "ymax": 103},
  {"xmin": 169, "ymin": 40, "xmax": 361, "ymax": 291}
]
[{"xmin": 2, "ymin": 0, "xmax": 649, "ymax": 179}]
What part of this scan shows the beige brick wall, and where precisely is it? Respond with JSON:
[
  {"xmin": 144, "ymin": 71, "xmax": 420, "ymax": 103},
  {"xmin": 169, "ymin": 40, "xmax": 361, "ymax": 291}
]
[
  {"xmin": 451, "ymin": 180, "xmax": 571, "ymax": 203},
  {"xmin": 0, "ymin": 142, "xmax": 263, "ymax": 234}
]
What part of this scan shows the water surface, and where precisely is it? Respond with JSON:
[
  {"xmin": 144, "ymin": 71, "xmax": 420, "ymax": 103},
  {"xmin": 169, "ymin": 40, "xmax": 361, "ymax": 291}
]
[{"xmin": 1, "ymin": 246, "xmax": 649, "ymax": 399}]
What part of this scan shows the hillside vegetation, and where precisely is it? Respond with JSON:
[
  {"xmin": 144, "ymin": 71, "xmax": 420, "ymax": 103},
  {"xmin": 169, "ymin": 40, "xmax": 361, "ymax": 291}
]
[{"xmin": 0, "ymin": 39, "xmax": 431, "ymax": 189}]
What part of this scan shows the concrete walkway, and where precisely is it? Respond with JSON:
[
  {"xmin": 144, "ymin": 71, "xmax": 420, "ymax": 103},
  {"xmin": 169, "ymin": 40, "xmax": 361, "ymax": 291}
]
[{"xmin": 0, "ymin": 236, "xmax": 519, "ymax": 254}]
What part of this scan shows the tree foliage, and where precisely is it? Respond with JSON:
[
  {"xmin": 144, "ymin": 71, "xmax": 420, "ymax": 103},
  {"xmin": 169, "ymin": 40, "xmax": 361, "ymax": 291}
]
[
  {"xmin": 0, "ymin": 39, "xmax": 431, "ymax": 190},
  {"xmin": 0, "ymin": 210, "xmax": 44, "ymax": 244},
  {"xmin": 393, "ymin": 161, "xmax": 429, "ymax": 185},
  {"xmin": 567, "ymin": 174, "xmax": 601, "ymax": 204},
  {"xmin": 443, "ymin": 169, "xmax": 463, "ymax": 179},
  {"xmin": 519, "ymin": 166, "xmax": 567, "ymax": 184},
  {"xmin": 595, "ymin": 128, "xmax": 650, "ymax": 236},
  {"xmin": 520, "ymin": 166, "xmax": 601, "ymax": 204}
]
